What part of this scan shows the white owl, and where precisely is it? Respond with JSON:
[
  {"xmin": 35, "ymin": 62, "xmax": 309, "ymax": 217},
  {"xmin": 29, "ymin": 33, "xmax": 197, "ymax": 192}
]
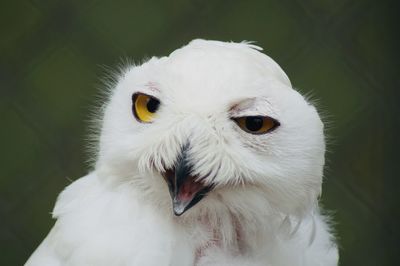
[{"xmin": 26, "ymin": 39, "xmax": 338, "ymax": 266}]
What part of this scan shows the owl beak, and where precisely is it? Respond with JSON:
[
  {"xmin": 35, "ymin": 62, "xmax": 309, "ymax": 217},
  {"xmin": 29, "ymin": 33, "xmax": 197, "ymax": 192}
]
[{"xmin": 161, "ymin": 146, "xmax": 213, "ymax": 216}]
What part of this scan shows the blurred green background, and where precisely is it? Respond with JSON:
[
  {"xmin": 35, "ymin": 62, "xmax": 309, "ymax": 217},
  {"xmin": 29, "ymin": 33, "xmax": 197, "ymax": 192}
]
[{"xmin": 1, "ymin": 0, "xmax": 399, "ymax": 265}]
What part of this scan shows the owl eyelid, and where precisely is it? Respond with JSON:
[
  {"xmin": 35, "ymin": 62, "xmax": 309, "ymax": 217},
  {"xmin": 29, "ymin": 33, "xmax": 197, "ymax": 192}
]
[
  {"xmin": 230, "ymin": 114, "xmax": 279, "ymax": 122},
  {"xmin": 132, "ymin": 91, "xmax": 159, "ymax": 101}
]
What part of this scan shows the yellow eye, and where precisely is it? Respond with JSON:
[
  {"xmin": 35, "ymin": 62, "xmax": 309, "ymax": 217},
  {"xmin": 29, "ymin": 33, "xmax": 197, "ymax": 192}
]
[
  {"xmin": 132, "ymin": 93, "xmax": 160, "ymax": 123},
  {"xmin": 233, "ymin": 116, "xmax": 280, "ymax": 134}
]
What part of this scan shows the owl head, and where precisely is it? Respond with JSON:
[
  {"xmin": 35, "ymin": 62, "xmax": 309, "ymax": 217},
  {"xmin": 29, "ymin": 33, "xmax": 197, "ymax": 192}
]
[{"xmin": 95, "ymin": 39, "xmax": 325, "ymax": 218}]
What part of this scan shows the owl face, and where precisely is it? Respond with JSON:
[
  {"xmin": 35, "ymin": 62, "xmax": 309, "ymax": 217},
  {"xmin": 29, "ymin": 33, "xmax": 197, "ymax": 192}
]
[{"xmin": 97, "ymin": 40, "xmax": 325, "ymax": 216}]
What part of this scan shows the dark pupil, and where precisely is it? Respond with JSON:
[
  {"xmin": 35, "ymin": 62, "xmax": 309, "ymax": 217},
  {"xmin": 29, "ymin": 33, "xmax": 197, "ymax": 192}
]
[
  {"xmin": 245, "ymin": 117, "xmax": 263, "ymax": 131},
  {"xmin": 146, "ymin": 98, "xmax": 160, "ymax": 113}
]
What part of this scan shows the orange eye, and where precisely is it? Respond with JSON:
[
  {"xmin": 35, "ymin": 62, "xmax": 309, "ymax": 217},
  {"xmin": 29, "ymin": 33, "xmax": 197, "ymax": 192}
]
[
  {"xmin": 132, "ymin": 93, "xmax": 160, "ymax": 123},
  {"xmin": 233, "ymin": 116, "xmax": 280, "ymax": 134}
]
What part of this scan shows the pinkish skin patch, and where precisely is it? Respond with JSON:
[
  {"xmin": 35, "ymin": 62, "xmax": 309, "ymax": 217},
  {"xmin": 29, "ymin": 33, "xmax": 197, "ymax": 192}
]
[
  {"xmin": 177, "ymin": 175, "xmax": 205, "ymax": 202},
  {"xmin": 194, "ymin": 213, "xmax": 244, "ymax": 263}
]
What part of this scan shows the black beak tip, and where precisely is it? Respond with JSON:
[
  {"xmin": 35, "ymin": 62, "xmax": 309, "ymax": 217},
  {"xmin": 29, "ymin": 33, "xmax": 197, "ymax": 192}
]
[
  {"xmin": 173, "ymin": 200, "xmax": 188, "ymax": 216},
  {"xmin": 173, "ymin": 210, "xmax": 184, "ymax": 216}
]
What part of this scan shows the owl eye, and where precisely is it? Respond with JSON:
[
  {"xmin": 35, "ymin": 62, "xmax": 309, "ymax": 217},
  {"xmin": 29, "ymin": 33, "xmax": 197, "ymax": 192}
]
[
  {"xmin": 132, "ymin": 93, "xmax": 160, "ymax": 123},
  {"xmin": 233, "ymin": 116, "xmax": 280, "ymax": 134}
]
